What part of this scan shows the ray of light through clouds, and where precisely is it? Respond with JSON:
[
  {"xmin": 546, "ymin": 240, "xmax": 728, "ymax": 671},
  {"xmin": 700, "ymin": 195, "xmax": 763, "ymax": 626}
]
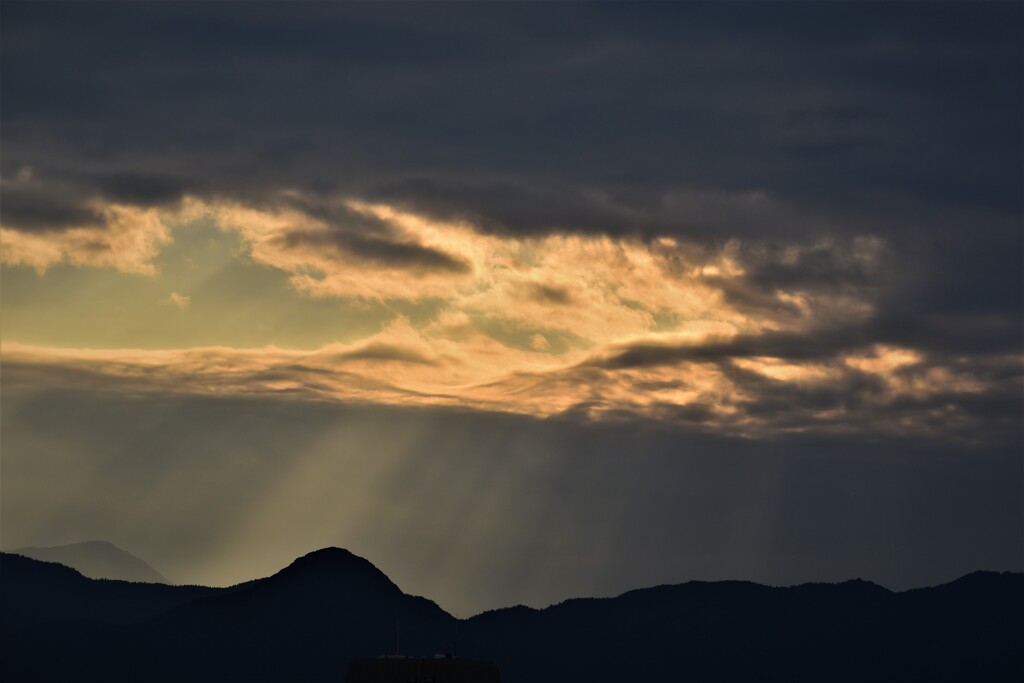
[{"xmin": 1, "ymin": 1, "xmax": 1021, "ymax": 615}]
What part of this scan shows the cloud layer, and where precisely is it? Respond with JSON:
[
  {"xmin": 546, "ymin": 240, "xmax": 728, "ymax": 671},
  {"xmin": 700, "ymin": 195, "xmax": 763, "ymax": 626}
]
[
  {"xmin": 4, "ymin": 191, "xmax": 1018, "ymax": 443},
  {"xmin": 3, "ymin": 174, "xmax": 1020, "ymax": 441},
  {"xmin": 0, "ymin": 4, "xmax": 1019, "ymax": 441}
]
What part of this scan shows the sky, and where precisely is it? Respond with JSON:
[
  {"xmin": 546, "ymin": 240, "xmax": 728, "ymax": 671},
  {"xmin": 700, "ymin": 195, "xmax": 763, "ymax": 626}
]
[{"xmin": 1, "ymin": 1, "xmax": 1021, "ymax": 617}]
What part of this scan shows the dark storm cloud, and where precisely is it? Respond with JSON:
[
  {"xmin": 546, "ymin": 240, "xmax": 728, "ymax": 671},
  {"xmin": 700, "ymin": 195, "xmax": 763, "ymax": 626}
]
[
  {"xmin": 594, "ymin": 328, "xmax": 868, "ymax": 370},
  {"xmin": 867, "ymin": 310, "xmax": 1024, "ymax": 357},
  {"xmin": 0, "ymin": 182, "xmax": 102, "ymax": 232},
  {"xmin": 1, "ymin": 171, "xmax": 188, "ymax": 232},
  {"xmin": 3, "ymin": 1, "xmax": 1019, "ymax": 224},
  {"xmin": 691, "ymin": 238, "xmax": 895, "ymax": 329},
  {"xmin": 364, "ymin": 179, "xmax": 653, "ymax": 237},
  {"xmin": 256, "ymin": 192, "xmax": 473, "ymax": 274},
  {"xmin": 94, "ymin": 172, "xmax": 191, "ymax": 206},
  {"xmin": 585, "ymin": 317, "xmax": 1022, "ymax": 443},
  {"xmin": 271, "ymin": 228, "xmax": 471, "ymax": 275},
  {"xmin": 1, "ymin": 2, "xmax": 1020, "ymax": 377},
  {"xmin": 715, "ymin": 359, "xmax": 1021, "ymax": 442},
  {"xmin": 738, "ymin": 243, "xmax": 883, "ymax": 291}
]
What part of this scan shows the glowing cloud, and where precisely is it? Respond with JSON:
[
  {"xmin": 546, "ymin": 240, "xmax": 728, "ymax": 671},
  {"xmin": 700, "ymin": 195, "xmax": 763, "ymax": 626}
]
[
  {"xmin": 1, "ymin": 203, "xmax": 170, "ymax": 275},
  {"xmin": 5, "ymin": 192, "xmax": 1014, "ymax": 439}
]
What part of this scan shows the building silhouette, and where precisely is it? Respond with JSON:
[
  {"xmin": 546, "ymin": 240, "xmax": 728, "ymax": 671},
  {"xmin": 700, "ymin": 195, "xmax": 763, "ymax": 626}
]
[{"xmin": 344, "ymin": 655, "xmax": 501, "ymax": 683}]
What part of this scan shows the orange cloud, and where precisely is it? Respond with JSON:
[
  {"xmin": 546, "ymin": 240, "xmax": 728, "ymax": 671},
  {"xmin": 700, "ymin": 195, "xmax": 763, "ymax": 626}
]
[
  {"xmin": 4, "ymin": 331, "xmax": 1015, "ymax": 440},
  {"xmin": 10, "ymin": 192, "xmax": 1000, "ymax": 438},
  {"xmin": 1, "ymin": 203, "xmax": 170, "ymax": 275}
]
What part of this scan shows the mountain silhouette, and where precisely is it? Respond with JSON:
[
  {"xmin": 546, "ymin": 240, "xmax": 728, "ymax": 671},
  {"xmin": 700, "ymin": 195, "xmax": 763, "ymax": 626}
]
[
  {"xmin": 141, "ymin": 548, "xmax": 457, "ymax": 681},
  {"xmin": 11, "ymin": 540, "xmax": 168, "ymax": 584},
  {"xmin": 2, "ymin": 548, "xmax": 1021, "ymax": 682},
  {"xmin": 0, "ymin": 552, "xmax": 215, "ymax": 629}
]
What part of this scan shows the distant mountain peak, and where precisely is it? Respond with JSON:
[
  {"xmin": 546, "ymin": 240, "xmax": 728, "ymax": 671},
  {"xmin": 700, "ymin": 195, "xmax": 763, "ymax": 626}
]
[
  {"xmin": 288, "ymin": 546, "xmax": 378, "ymax": 570},
  {"xmin": 272, "ymin": 547, "xmax": 401, "ymax": 593},
  {"xmin": 296, "ymin": 546, "xmax": 362, "ymax": 563},
  {"xmin": 68, "ymin": 539, "xmax": 117, "ymax": 548},
  {"xmin": 11, "ymin": 540, "xmax": 167, "ymax": 584}
]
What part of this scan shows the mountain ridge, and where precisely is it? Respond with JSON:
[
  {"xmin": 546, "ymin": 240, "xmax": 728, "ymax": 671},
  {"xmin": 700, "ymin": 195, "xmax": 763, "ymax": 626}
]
[
  {"xmin": 2, "ymin": 548, "xmax": 1021, "ymax": 682},
  {"xmin": 4, "ymin": 546, "xmax": 1019, "ymax": 617},
  {"xmin": 11, "ymin": 540, "xmax": 168, "ymax": 584}
]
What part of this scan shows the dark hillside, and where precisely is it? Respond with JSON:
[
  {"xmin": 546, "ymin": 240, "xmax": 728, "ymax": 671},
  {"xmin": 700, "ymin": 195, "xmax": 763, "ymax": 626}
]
[{"xmin": 2, "ymin": 551, "xmax": 1020, "ymax": 682}]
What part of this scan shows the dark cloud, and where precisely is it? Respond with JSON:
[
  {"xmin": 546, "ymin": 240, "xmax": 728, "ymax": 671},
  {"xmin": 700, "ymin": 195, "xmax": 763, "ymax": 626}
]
[
  {"xmin": 527, "ymin": 283, "xmax": 572, "ymax": 306},
  {"xmin": 581, "ymin": 317, "xmax": 1022, "ymax": 443},
  {"xmin": 272, "ymin": 228, "xmax": 471, "ymax": 275},
  {"xmin": 95, "ymin": 172, "xmax": 190, "ymax": 206},
  {"xmin": 364, "ymin": 179, "xmax": 648, "ymax": 237},
  {"xmin": 593, "ymin": 328, "xmax": 868, "ymax": 370},
  {"xmin": 738, "ymin": 243, "xmax": 884, "ymax": 291},
  {"xmin": 252, "ymin": 196, "xmax": 473, "ymax": 275},
  {"xmin": 3, "ymin": 2, "xmax": 1019, "ymax": 223},
  {"xmin": 717, "ymin": 359, "xmax": 1021, "ymax": 443},
  {"xmin": 1, "ymin": 2, "xmax": 1020, "ymax": 437},
  {"xmin": 331, "ymin": 343, "xmax": 437, "ymax": 366},
  {"xmin": 0, "ymin": 182, "xmax": 102, "ymax": 232},
  {"xmin": 867, "ymin": 310, "xmax": 1023, "ymax": 357},
  {"xmin": 3, "ymin": 3, "xmax": 1017, "ymax": 303}
]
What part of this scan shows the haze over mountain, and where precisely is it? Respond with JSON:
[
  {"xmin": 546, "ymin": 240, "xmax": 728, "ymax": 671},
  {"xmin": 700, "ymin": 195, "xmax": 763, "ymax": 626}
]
[
  {"xmin": 11, "ymin": 541, "xmax": 168, "ymax": 584},
  {"xmin": 3, "ymin": 548, "xmax": 1020, "ymax": 682}
]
